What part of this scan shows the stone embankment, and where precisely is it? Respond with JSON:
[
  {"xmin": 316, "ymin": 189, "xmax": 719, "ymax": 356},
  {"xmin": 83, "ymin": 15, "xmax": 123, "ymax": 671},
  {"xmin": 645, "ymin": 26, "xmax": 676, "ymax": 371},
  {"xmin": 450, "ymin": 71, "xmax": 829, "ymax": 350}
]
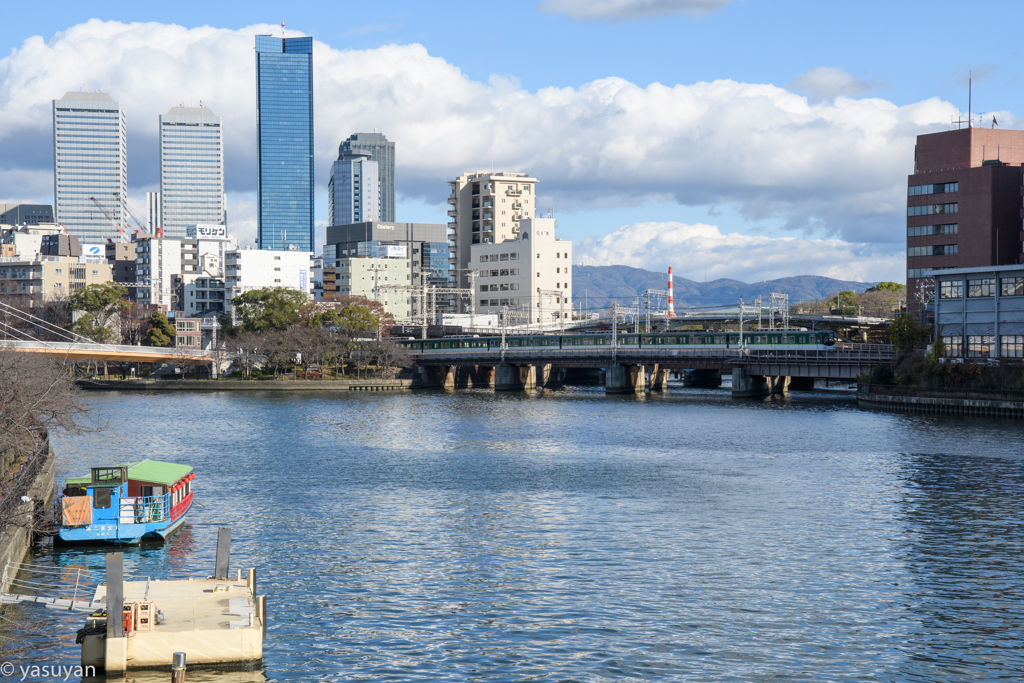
[
  {"xmin": 77, "ymin": 379, "xmax": 413, "ymax": 392},
  {"xmin": 0, "ymin": 436, "xmax": 55, "ymax": 591},
  {"xmin": 857, "ymin": 384, "xmax": 1024, "ymax": 418}
]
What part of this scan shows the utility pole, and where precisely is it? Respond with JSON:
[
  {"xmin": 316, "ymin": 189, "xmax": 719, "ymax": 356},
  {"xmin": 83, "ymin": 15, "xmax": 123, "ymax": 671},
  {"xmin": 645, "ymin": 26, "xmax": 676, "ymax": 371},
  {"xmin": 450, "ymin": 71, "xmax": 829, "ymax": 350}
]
[
  {"xmin": 500, "ymin": 305, "xmax": 508, "ymax": 363},
  {"xmin": 611, "ymin": 303, "xmax": 618, "ymax": 365}
]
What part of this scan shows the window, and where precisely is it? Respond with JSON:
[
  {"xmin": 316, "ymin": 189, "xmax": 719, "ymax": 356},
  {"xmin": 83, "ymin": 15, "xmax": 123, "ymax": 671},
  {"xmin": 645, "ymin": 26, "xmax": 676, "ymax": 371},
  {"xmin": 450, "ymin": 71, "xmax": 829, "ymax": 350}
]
[
  {"xmin": 479, "ymin": 256, "xmax": 488, "ymax": 263},
  {"xmin": 907, "ymin": 203, "xmax": 958, "ymax": 217},
  {"xmin": 274, "ymin": 256, "xmax": 281, "ymax": 260},
  {"xmin": 908, "ymin": 182, "xmax": 958, "ymax": 196},
  {"xmin": 908, "ymin": 223, "xmax": 957, "ymax": 237},
  {"xmin": 489, "ymin": 255, "xmax": 498, "ymax": 262},
  {"xmin": 908, "ymin": 244, "xmax": 957, "ymax": 257},
  {"xmin": 500, "ymin": 269, "xmax": 508, "ymax": 276},
  {"xmin": 1002, "ymin": 335, "xmax": 1024, "ymax": 358},
  {"xmin": 564, "ymin": 253, "xmax": 569, "ymax": 258},
  {"xmin": 55, "ymin": 268, "xmax": 63, "ymax": 275},
  {"xmin": 94, "ymin": 488, "xmax": 112, "ymax": 509},
  {"xmin": 536, "ymin": 272, "xmax": 540, "ymax": 278},
  {"xmin": 500, "ymin": 254, "xmax": 509, "ymax": 261},
  {"xmin": 939, "ymin": 280, "xmax": 963, "ymax": 299},
  {"xmin": 967, "ymin": 278, "xmax": 995, "ymax": 298},
  {"xmin": 942, "ymin": 335, "xmax": 962, "ymax": 357},
  {"xmin": 565, "ymin": 283, "xmax": 569, "ymax": 289},
  {"xmin": 489, "ymin": 285, "xmax": 498, "ymax": 291},
  {"xmin": 480, "ymin": 285, "xmax": 488, "ymax": 292},
  {"xmin": 967, "ymin": 335, "xmax": 995, "ymax": 358},
  {"xmin": 536, "ymin": 253, "xmax": 540, "ymax": 258},
  {"xmin": 556, "ymin": 282, "xmax": 560, "ymax": 288},
  {"xmin": 556, "ymin": 253, "xmax": 560, "ymax": 258},
  {"xmin": 274, "ymin": 267, "xmax": 280, "ymax": 271},
  {"xmin": 1001, "ymin": 277, "xmax": 1024, "ymax": 297}
]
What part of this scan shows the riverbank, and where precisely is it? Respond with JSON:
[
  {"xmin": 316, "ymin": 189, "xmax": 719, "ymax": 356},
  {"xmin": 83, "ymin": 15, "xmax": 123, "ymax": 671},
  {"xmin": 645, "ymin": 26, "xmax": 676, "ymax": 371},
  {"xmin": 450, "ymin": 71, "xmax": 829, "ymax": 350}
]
[
  {"xmin": 857, "ymin": 383, "xmax": 1024, "ymax": 418},
  {"xmin": 0, "ymin": 437, "xmax": 55, "ymax": 591},
  {"xmin": 76, "ymin": 378, "xmax": 413, "ymax": 392}
]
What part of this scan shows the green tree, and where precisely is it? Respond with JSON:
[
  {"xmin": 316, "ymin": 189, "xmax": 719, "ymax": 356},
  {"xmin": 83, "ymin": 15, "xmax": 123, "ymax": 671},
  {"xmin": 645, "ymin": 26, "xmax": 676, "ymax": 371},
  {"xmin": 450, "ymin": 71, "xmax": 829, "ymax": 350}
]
[
  {"xmin": 70, "ymin": 314, "xmax": 116, "ymax": 343},
  {"xmin": 69, "ymin": 282, "xmax": 128, "ymax": 341},
  {"xmin": 865, "ymin": 282, "xmax": 906, "ymax": 293},
  {"xmin": 337, "ymin": 305, "xmax": 379, "ymax": 335},
  {"xmin": 231, "ymin": 287, "xmax": 308, "ymax": 332},
  {"xmin": 145, "ymin": 310, "xmax": 176, "ymax": 347},
  {"xmin": 888, "ymin": 313, "xmax": 931, "ymax": 352}
]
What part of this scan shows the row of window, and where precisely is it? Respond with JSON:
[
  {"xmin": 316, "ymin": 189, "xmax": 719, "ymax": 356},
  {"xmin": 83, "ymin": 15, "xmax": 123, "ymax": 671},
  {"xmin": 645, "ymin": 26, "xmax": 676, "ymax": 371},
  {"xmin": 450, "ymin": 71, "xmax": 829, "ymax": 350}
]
[
  {"xmin": 479, "ymin": 253, "xmax": 519, "ymax": 262},
  {"xmin": 940, "ymin": 277, "xmax": 1024, "ymax": 298},
  {"xmin": 907, "ymin": 223, "xmax": 957, "ymax": 237},
  {"xmin": 942, "ymin": 335, "xmax": 1024, "ymax": 358},
  {"xmin": 908, "ymin": 203, "xmax": 957, "ymax": 217},
  {"xmin": 908, "ymin": 182, "xmax": 958, "ymax": 196},
  {"xmin": 482, "ymin": 269, "xmax": 518, "ymax": 277},
  {"xmin": 908, "ymin": 244, "xmax": 957, "ymax": 257},
  {"xmin": 480, "ymin": 283, "xmax": 520, "ymax": 292},
  {"xmin": 480, "ymin": 298, "xmax": 518, "ymax": 306}
]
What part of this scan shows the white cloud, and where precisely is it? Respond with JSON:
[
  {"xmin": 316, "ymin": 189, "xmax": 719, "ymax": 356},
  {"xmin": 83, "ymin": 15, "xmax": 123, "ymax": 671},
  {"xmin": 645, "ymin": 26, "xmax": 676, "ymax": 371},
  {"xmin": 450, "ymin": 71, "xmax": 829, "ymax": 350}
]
[
  {"xmin": 787, "ymin": 67, "xmax": 875, "ymax": 103},
  {"xmin": 538, "ymin": 0, "xmax": 735, "ymax": 21},
  {"xmin": 0, "ymin": 19, "xmax": 1006, "ymax": 259},
  {"xmin": 576, "ymin": 221, "xmax": 906, "ymax": 282}
]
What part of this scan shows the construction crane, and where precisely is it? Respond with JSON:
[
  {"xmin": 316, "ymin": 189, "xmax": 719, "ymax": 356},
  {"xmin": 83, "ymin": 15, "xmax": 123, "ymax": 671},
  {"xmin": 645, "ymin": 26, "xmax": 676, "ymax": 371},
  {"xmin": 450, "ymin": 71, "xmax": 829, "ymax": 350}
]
[
  {"xmin": 89, "ymin": 196, "xmax": 128, "ymax": 243},
  {"xmin": 114, "ymin": 192, "xmax": 161, "ymax": 238}
]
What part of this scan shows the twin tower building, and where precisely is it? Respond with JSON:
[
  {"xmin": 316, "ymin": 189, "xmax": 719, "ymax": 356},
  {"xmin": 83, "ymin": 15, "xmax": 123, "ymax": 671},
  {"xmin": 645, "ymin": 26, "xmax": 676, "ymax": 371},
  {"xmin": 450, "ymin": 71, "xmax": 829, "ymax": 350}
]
[{"xmin": 52, "ymin": 34, "xmax": 392, "ymax": 250}]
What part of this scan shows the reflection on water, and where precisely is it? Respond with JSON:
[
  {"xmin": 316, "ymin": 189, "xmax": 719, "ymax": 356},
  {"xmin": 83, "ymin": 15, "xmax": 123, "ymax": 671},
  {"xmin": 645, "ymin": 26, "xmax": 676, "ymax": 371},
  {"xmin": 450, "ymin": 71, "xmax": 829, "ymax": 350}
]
[{"xmin": 8, "ymin": 387, "xmax": 1023, "ymax": 681}]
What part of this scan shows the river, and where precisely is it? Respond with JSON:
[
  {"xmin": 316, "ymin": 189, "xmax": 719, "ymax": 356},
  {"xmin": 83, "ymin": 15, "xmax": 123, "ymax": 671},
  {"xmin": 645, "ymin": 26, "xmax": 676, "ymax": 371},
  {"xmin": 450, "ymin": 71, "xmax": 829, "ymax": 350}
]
[{"xmin": 12, "ymin": 385, "xmax": 1024, "ymax": 681}]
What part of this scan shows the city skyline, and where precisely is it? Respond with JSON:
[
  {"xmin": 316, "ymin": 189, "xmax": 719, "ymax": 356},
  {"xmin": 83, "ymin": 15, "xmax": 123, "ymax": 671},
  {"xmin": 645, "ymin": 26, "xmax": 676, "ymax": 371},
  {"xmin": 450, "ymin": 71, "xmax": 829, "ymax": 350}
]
[{"xmin": 2, "ymin": 4, "xmax": 1021, "ymax": 281}]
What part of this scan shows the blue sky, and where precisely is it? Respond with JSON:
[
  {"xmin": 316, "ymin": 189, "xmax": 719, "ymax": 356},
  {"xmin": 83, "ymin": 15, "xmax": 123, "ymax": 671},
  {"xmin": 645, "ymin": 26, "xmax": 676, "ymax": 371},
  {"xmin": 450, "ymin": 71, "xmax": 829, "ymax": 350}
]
[{"xmin": 2, "ymin": 0, "xmax": 1021, "ymax": 282}]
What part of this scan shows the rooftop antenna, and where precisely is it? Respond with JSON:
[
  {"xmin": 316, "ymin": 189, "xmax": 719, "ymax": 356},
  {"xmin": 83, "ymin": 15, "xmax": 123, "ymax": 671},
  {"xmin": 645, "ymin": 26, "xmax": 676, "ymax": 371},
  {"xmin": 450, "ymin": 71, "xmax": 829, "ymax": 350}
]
[
  {"xmin": 282, "ymin": 21, "xmax": 285, "ymax": 38},
  {"xmin": 968, "ymin": 71, "xmax": 972, "ymax": 129}
]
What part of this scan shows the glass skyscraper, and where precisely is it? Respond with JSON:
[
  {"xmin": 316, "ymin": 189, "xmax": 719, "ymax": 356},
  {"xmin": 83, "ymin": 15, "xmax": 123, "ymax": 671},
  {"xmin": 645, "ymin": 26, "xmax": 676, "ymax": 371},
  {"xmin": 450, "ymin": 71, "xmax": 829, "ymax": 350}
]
[
  {"xmin": 159, "ymin": 106, "xmax": 224, "ymax": 238},
  {"xmin": 328, "ymin": 152, "xmax": 379, "ymax": 226},
  {"xmin": 338, "ymin": 133, "xmax": 395, "ymax": 222},
  {"xmin": 52, "ymin": 91, "xmax": 127, "ymax": 243},
  {"xmin": 255, "ymin": 35, "xmax": 313, "ymax": 251}
]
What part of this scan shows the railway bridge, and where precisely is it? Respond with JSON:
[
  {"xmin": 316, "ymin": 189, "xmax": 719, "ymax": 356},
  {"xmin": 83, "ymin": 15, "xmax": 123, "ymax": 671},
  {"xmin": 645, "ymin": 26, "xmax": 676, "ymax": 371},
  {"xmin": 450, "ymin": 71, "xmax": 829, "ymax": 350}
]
[{"xmin": 410, "ymin": 343, "xmax": 893, "ymax": 397}]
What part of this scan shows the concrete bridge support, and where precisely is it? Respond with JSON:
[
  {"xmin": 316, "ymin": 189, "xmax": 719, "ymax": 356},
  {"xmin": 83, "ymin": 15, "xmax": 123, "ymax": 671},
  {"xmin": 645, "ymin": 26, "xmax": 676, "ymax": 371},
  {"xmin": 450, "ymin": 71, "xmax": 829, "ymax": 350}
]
[
  {"xmin": 648, "ymin": 365, "xmax": 670, "ymax": 391},
  {"xmin": 683, "ymin": 369, "xmax": 722, "ymax": 388},
  {"xmin": 767, "ymin": 376, "xmax": 790, "ymax": 394},
  {"xmin": 495, "ymin": 363, "xmax": 536, "ymax": 391},
  {"xmin": 788, "ymin": 376, "xmax": 815, "ymax": 391},
  {"xmin": 606, "ymin": 365, "xmax": 646, "ymax": 394},
  {"xmin": 731, "ymin": 368, "xmax": 769, "ymax": 398},
  {"xmin": 535, "ymin": 363, "xmax": 565, "ymax": 388},
  {"xmin": 455, "ymin": 364, "xmax": 495, "ymax": 388}
]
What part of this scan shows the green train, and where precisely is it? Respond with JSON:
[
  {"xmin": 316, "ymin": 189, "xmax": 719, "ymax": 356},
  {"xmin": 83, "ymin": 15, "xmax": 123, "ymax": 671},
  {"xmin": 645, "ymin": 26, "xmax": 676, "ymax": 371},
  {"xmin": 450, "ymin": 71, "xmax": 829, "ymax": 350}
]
[{"xmin": 399, "ymin": 329, "xmax": 836, "ymax": 353}]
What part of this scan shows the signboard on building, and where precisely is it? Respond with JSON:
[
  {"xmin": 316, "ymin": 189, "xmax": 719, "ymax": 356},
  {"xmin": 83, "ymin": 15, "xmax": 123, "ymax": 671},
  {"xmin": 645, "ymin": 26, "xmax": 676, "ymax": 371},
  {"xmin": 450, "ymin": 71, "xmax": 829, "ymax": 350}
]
[
  {"xmin": 82, "ymin": 245, "xmax": 104, "ymax": 257},
  {"xmin": 200, "ymin": 316, "xmax": 220, "ymax": 330},
  {"xmin": 186, "ymin": 224, "xmax": 228, "ymax": 239},
  {"xmin": 299, "ymin": 269, "xmax": 308, "ymax": 293},
  {"xmin": 377, "ymin": 244, "xmax": 407, "ymax": 259}
]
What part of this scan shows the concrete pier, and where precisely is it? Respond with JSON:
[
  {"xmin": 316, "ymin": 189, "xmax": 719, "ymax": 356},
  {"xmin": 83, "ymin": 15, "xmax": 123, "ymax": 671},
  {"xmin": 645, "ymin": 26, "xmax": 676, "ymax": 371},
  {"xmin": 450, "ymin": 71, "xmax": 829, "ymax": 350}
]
[
  {"xmin": 731, "ymin": 368, "xmax": 769, "ymax": 398},
  {"xmin": 495, "ymin": 363, "xmax": 536, "ymax": 391},
  {"xmin": 767, "ymin": 376, "xmax": 790, "ymax": 395},
  {"xmin": 649, "ymin": 366, "xmax": 670, "ymax": 391},
  {"xmin": 606, "ymin": 365, "xmax": 645, "ymax": 394}
]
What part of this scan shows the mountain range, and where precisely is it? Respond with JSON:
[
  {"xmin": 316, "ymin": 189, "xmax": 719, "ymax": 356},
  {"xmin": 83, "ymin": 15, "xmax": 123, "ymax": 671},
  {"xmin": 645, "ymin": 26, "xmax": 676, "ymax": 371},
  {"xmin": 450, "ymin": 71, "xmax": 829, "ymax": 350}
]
[{"xmin": 572, "ymin": 265, "xmax": 876, "ymax": 311}]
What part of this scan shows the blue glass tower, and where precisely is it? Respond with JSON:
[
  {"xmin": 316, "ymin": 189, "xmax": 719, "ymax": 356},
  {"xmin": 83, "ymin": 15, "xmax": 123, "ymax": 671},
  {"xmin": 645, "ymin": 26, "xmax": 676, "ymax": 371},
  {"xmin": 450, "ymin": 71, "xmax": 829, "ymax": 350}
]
[{"xmin": 255, "ymin": 35, "xmax": 313, "ymax": 252}]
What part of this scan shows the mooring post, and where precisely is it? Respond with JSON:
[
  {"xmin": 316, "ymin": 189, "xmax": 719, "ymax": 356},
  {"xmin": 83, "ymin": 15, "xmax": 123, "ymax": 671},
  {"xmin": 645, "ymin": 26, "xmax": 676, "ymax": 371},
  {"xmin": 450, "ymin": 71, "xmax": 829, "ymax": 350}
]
[
  {"xmin": 171, "ymin": 651, "xmax": 186, "ymax": 682},
  {"xmin": 258, "ymin": 595, "xmax": 267, "ymax": 638},
  {"xmin": 214, "ymin": 528, "xmax": 231, "ymax": 580},
  {"xmin": 106, "ymin": 552, "xmax": 124, "ymax": 638}
]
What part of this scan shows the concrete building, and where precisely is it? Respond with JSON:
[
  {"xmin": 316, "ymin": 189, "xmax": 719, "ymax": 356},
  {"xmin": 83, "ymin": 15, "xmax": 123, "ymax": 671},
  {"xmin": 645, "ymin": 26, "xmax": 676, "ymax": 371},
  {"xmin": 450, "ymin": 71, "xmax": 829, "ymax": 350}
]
[
  {"xmin": 52, "ymin": 91, "xmax": 127, "ymax": 243},
  {"xmin": 906, "ymin": 128, "xmax": 1024, "ymax": 310},
  {"xmin": 447, "ymin": 172, "xmax": 537, "ymax": 293},
  {"xmin": 469, "ymin": 218, "xmax": 572, "ymax": 325},
  {"xmin": 159, "ymin": 106, "xmax": 225, "ymax": 238},
  {"xmin": 147, "ymin": 192, "xmax": 163, "ymax": 235},
  {"xmin": 135, "ymin": 226, "xmax": 236, "ymax": 312},
  {"xmin": 0, "ymin": 204, "xmax": 54, "ymax": 226},
  {"xmin": 334, "ymin": 254, "xmax": 413, "ymax": 321},
  {"xmin": 0, "ymin": 253, "xmax": 111, "ymax": 301},
  {"xmin": 324, "ymin": 221, "xmax": 451, "ymax": 291},
  {"xmin": 105, "ymin": 242, "xmax": 137, "ymax": 284},
  {"xmin": 328, "ymin": 152, "xmax": 379, "ymax": 226},
  {"xmin": 928, "ymin": 264, "xmax": 1024, "ymax": 358},
  {"xmin": 223, "ymin": 247, "xmax": 312, "ymax": 322},
  {"xmin": 338, "ymin": 133, "xmax": 395, "ymax": 222},
  {"xmin": 255, "ymin": 35, "xmax": 314, "ymax": 252},
  {"xmin": 2, "ymin": 224, "xmax": 64, "ymax": 258},
  {"xmin": 135, "ymin": 237, "xmax": 181, "ymax": 311}
]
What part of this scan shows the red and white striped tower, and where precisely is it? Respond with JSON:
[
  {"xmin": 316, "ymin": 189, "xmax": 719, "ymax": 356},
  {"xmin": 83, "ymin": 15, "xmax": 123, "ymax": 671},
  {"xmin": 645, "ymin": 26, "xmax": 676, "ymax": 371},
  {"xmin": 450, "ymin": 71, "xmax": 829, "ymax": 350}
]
[{"xmin": 667, "ymin": 267, "xmax": 675, "ymax": 318}]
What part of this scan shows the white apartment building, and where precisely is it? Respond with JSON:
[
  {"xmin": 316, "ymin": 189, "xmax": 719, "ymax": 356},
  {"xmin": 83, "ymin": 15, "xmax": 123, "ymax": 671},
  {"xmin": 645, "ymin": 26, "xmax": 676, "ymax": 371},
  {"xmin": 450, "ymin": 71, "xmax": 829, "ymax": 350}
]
[
  {"xmin": 135, "ymin": 238, "xmax": 181, "ymax": 311},
  {"xmin": 0, "ymin": 254, "xmax": 111, "ymax": 301},
  {"xmin": 328, "ymin": 153, "xmax": 380, "ymax": 226},
  {"xmin": 223, "ymin": 247, "xmax": 312, "ymax": 321},
  {"xmin": 448, "ymin": 171, "xmax": 537, "ymax": 294},
  {"xmin": 469, "ymin": 218, "xmax": 572, "ymax": 325},
  {"xmin": 334, "ymin": 253, "xmax": 413, "ymax": 321},
  {"xmin": 52, "ymin": 91, "xmax": 128, "ymax": 243},
  {"xmin": 159, "ymin": 106, "xmax": 225, "ymax": 238},
  {"xmin": 135, "ymin": 226, "xmax": 236, "ymax": 312}
]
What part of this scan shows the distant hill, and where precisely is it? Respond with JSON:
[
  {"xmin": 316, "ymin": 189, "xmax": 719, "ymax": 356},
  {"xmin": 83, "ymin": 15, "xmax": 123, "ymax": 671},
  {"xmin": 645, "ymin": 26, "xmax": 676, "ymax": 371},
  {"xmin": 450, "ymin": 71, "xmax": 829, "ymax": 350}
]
[{"xmin": 573, "ymin": 265, "xmax": 875, "ymax": 311}]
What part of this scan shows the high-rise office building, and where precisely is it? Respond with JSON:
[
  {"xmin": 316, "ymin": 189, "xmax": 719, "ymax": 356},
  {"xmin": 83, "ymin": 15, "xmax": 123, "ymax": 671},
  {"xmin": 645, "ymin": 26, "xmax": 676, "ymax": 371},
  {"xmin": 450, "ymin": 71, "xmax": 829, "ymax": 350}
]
[
  {"xmin": 906, "ymin": 127, "xmax": 1024, "ymax": 310},
  {"xmin": 146, "ymin": 192, "xmax": 162, "ymax": 235},
  {"xmin": 338, "ymin": 133, "xmax": 395, "ymax": 222},
  {"xmin": 52, "ymin": 91, "xmax": 127, "ymax": 243},
  {"xmin": 159, "ymin": 106, "xmax": 225, "ymax": 238},
  {"xmin": 255, "ymin": 34, "xmax": 314, "ymax": 252},
  {"xmin": 328, "ymin": 152, "xmax": 380, "ymax": 226}
]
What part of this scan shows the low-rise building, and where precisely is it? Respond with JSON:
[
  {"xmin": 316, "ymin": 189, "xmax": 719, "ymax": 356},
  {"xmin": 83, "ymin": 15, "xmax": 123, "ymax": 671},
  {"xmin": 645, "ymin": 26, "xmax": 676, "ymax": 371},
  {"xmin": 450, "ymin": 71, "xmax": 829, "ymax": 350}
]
[
  {"xmin": 135, "ymin": 226, "xmax": 236, "ymax": 313},
  {"xmin": 0, "ymin": 253, "xmax": 111, "ymax": 301},
  {"xmin": 223, "ymin": 247, "xmax": 313, "ymax": 323},
  {"xmin": 928, "ymin": 264, "xmax": 1024, "ymax": 359},
  {"xmin": 469, "ymin": 217, "xmax": 572, "ymax": 325},
  {"xmin": 0, "ymin": 204, "xmax": 54, "ymax": 226},
  {"xmin": 334, "ymin": 253, "xmax": 413, "ymax": 321}
]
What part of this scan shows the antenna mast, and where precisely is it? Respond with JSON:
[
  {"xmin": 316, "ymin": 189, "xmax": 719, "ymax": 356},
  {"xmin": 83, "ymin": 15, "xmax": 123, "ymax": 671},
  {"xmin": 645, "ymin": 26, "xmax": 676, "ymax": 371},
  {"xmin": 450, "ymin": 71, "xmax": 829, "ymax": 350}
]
[{"xmin": 968, "ymin": 71, "xmax": 972, "ymax": 129}]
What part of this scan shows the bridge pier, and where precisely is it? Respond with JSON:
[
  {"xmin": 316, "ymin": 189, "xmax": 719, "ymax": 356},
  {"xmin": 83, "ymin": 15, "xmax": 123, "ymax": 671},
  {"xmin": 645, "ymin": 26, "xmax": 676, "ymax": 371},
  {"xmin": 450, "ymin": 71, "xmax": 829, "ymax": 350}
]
[
  {"xmin": 683, "ymin": 369, "xmax": 722, "ymax": 388},
  {"xmin": 606, "ymin": 365, "xmax": 645, "ymax": 394},
  {"xmin": 648, "ymin": 365, "xmax": 670, "ymax": 391},
  {"xmin": 767, "ymin": 376, "xmax": 790, "ymax": 394},
  {"xmin": 731, "ymin": 368, "xmax": 769, "ymax": 398},
  {"xmin": 535, "ymin": 363, "xmax": 559, "ymax": 388},
  {"xmin": 495, "ymin": 363, "xmax": 536, "ymax": 391}
]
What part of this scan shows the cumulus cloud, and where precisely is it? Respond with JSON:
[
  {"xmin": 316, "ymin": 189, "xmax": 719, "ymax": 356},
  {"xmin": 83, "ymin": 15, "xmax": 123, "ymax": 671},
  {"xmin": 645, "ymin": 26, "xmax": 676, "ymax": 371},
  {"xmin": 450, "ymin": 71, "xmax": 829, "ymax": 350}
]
[
  {"xmin": 0, "ymin": 19, "xmax": 1002, "ymax": 255},
  {"xmin": 787, "ymin": 67, "xmax": 876, "ymax": 103},
  {"xmin": 575, "ymin": 221, "xmax": 905, "ymax": 282},
  {"xmin": 538, "ymin": 0, "xmax": 735, "ymax": 21}
]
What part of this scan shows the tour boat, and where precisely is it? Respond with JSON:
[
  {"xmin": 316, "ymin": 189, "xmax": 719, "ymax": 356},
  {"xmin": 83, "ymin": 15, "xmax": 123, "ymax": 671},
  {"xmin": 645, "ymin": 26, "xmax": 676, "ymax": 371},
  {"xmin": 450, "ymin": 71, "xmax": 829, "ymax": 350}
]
[{"xmin": 56, "ymin": 460, "xmax": 195, "ymax": 544}]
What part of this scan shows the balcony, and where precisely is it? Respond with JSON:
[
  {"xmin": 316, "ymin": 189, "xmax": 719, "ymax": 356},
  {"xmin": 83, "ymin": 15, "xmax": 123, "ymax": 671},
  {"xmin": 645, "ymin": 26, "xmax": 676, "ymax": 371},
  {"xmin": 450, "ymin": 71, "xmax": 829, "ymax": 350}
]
[
  {"xmin": 482, "ymin": 200, "xmax": 493, "ymax": 208},
  {"xmin": 447, "ymin": 195, "xmax": 457, "ymax": 205},
  {"xmin": 482, "ymin": 212, "xmax": 493, "ymax": 220},
  {"xmin": 447, "ymin": 209, "xmax": 458, "ymax": 218},
  {"xmin": 447, "ymin": 222, "xmax": 457, "ymax": 230},
  {"xmin": 506, "ymin": 187, "xmax": 522, "ymax": 196}
]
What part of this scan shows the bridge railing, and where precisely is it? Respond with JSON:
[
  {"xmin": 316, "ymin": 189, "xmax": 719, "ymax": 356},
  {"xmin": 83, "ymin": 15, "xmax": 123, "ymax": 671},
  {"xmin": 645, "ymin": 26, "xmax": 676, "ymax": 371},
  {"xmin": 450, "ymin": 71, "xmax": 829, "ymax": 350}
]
[{"xmin": 0, "ymin": 340, "xmax": 214, "ymax": 359}]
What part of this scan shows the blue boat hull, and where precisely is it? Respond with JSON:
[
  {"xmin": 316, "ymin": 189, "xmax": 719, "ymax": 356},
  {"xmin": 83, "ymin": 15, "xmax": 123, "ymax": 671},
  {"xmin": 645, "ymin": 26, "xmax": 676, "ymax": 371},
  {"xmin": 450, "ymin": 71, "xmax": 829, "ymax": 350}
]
[{"xmin": 56, "ymin": 500, "xmax": 192, "ymax": 545}]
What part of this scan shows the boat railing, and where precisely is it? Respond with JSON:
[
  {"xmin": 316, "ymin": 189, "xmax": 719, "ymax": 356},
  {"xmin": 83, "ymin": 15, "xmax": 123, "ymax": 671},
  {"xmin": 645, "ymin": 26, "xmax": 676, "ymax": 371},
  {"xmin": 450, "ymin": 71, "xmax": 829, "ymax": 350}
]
[{"xmin": 120, "ymin": 494, "xmax": 170, "ymax": 524}]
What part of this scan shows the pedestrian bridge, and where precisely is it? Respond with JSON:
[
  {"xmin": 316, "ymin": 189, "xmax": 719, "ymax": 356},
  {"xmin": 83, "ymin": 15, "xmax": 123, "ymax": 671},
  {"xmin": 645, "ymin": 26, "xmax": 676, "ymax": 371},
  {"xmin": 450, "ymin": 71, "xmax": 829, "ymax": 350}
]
[
  {"xmin": 410, "ymin": 343, "xmax": 894, "ymax": 396},
  {"xmin": 0, "ymin": 340, "xmax": 215, "ymax": 364}
]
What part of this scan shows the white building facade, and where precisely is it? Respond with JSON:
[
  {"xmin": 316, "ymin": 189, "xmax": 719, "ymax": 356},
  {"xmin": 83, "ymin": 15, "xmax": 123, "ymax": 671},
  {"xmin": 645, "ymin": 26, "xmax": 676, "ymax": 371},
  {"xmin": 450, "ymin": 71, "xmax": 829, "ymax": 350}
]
[
  {"xmin": 52, "ymin": 91, "xmax": 128, "ymax": 243},
  {"xmin": 223, "ymin": 247, "xmax": 313, "ymax": 322},
  {"xmin": 159, "ymin": 106, "xmax": 225, "ymax": 238},
  {"xmin": 328, "ymin": 153, "xmax": 380, "ymax": 226},
  {"xmin": 469, "ymin": 218, "xmax": 572, "ymax": 325},
  {"xmin": 334, "ymin": 252, "xmax": 413, "ymax": 321}
]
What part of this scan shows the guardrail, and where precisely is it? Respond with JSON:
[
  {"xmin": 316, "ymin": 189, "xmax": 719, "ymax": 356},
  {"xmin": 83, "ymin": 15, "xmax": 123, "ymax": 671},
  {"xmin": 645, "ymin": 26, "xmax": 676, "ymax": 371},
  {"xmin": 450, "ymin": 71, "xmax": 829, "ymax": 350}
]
[
  {"xmin": 0, "ymin": 339, "xmax": 215, "ymax": 359},
  {"xmin": 120, "ymin": 494, "xmax": 170, "ymax": 524}
]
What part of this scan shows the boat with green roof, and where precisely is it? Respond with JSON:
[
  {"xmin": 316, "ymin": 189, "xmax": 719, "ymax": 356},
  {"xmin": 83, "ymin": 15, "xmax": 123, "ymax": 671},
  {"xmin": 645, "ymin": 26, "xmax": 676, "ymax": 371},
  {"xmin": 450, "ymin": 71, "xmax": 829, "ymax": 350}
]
[{"xmin": 56, "ymin": 460, "xmax": 195, "ymax": 544}]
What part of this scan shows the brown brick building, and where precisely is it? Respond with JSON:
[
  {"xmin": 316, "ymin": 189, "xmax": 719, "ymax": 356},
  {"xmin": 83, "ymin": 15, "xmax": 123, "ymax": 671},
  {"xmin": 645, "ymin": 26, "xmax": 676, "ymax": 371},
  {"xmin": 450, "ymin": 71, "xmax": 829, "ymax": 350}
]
[{"xmin": 907, "ymin": 128, "xmax": 1024, "ymax": 309}]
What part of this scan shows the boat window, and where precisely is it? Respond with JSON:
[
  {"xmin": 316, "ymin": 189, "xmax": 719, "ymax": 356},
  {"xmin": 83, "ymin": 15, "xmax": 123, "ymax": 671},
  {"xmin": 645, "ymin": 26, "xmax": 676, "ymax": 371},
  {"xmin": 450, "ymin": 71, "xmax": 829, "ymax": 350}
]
[{"xmin": 94, "ymin": 488, "xmax": 112, "ymax": 509}]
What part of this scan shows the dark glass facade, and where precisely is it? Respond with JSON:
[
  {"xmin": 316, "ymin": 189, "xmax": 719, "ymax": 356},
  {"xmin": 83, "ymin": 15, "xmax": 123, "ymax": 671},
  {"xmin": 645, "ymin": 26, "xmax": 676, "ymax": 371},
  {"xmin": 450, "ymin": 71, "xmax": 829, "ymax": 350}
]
[{"xmin": 255, "ymin": 35, "xmax": 313, "ymax": 252}]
